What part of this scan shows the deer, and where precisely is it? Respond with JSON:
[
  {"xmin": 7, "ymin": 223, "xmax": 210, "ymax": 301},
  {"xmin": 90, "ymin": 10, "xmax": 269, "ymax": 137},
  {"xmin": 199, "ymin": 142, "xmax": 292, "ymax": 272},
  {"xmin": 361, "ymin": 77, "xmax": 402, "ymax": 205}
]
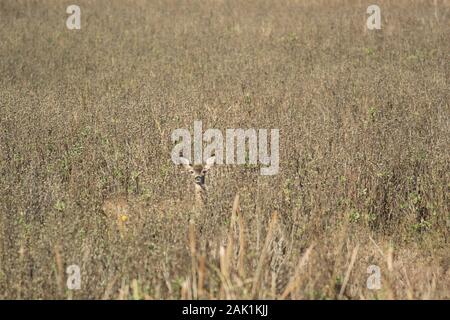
[
  {"xmin": 101, "ymin": 155, "xmax": 217, "ymax": 235},
  {"xmin": 178, "ymin": 155, "xmax": 216, "ymax": 209}
]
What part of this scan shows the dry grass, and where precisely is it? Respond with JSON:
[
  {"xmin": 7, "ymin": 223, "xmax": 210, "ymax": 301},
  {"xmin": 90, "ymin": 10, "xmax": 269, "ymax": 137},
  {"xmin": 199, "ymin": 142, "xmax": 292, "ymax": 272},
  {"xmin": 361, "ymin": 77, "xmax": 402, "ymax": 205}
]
[{"xmin": 0, "ymin": 0, "xmax": 449, "ymax": 299}]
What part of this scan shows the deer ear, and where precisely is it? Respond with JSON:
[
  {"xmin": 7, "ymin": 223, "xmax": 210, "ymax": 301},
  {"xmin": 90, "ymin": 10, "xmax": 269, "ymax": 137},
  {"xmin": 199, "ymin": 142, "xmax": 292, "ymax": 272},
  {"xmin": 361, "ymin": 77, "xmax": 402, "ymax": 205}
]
[
  {"xmin": 203, "ymin": 156, "xmax": 216, "ymax": 172},
  {"xmin": 178, "ymin": 157, "xmax": 193, "ymax": 171}
]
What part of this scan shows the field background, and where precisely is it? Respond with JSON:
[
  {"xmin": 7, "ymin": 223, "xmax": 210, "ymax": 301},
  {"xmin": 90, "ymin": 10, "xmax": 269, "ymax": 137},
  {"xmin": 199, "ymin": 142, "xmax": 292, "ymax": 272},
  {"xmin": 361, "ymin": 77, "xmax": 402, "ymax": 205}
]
[{"xmin": 0, "ymin": 0, "xmax": 449, "ymax": 299}]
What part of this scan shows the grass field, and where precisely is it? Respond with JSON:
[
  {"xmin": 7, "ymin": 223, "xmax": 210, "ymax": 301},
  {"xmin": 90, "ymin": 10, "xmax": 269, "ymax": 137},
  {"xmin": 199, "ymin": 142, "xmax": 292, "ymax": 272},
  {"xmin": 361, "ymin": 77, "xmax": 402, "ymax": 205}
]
[{"xmin": 0, "ymin": 0, "xmax": 449, "ymax": 299}]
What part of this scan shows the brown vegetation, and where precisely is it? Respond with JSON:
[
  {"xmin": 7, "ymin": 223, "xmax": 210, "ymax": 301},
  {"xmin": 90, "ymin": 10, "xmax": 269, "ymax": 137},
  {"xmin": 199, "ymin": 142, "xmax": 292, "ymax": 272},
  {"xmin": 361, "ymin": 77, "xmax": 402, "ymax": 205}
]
[{"xmin": 0, "ymin": 0, "xmax": 449, "ymax": 299}]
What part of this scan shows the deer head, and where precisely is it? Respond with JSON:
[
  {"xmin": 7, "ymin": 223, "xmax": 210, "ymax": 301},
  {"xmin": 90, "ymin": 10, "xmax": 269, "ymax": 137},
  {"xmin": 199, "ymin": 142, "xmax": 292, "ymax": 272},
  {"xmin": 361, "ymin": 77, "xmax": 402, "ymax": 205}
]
[{"xmin": 179, "ymin": 156, "xmax": 216, "ymax": 207}]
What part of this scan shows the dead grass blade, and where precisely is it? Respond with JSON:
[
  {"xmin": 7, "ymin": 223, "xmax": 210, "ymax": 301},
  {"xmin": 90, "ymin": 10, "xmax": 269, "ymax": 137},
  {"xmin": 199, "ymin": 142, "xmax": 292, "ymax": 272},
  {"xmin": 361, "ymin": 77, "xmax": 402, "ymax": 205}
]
[
  {"xmin": 251, "ymin": 211, "xmax": 278, "ymax": 299},
  {"xmin": 338, "ymin": 244, "xmax": 359, "ymax": 299},
  {"xmin": 281, "ymin": 243, "xmax": 315, "ymax": 299}
]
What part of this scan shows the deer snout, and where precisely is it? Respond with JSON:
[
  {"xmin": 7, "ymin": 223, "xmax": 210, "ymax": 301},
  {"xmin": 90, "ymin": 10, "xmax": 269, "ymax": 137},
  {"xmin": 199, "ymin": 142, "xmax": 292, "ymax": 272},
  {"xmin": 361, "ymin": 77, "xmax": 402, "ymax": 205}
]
[{"xmin": 194, "ymin": 176, "xmax": 204, "ymax": 184}]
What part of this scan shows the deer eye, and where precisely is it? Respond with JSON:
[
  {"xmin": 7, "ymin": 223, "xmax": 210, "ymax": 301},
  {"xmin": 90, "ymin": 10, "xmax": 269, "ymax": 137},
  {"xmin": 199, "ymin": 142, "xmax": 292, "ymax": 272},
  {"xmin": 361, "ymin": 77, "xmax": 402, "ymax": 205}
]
[{"xmin": 189, "ymin": 170, "xmax": 194, "ymax": 174}]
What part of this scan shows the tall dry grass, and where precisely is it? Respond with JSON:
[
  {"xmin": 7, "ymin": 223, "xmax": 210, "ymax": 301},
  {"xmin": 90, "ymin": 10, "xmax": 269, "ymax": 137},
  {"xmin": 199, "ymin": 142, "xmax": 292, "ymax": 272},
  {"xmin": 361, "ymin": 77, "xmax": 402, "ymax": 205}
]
[{"xmin": 0, "ymin": 0, "xmax": 449, "ymax": 299}]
